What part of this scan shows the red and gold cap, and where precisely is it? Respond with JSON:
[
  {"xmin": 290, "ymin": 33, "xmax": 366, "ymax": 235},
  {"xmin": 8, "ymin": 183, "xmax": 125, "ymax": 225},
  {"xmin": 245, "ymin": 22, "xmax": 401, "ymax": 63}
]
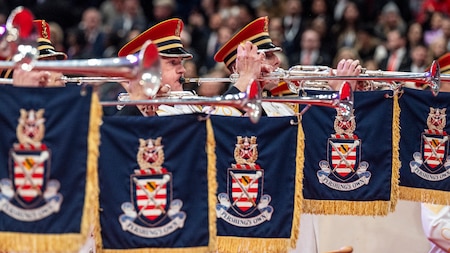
[
  {"xmin": 214, "ymin": 16, "xmax": 281, "ymax": 70},
  {"xmin": 435, "ymin": 53, "xmax": 450, "ymax": 74},
  {"xmin": 419, "ymin": 53, "xmax": 450, "ymax": 89},
  {"xmin": 34, "ymin": 20, "xmax": 67, "ymax": 60},
  {"xmin": 118, "ymin": 18, "xmax": 192, "ymax": 59}
]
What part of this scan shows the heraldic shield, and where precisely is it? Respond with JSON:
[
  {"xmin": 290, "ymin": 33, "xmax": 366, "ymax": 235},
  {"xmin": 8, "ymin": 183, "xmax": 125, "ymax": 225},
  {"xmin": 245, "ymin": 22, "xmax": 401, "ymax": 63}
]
[
  {"xmin": 132, "ymin": 172, "xmax": 172, "ymax": 224},
  {"xmin": 227, "ymin": 168, "xmax": 263, "ymax": 216},
  {"xmin": 9, "ymin": 146, "xmax": 50, "ymax": 207},
  {"xmin": 327, "ymin": 136, "xmax": 361, "ymax": 181},
  {"xmin": 420, "ymin": 131, "xmax": 449, "ymax": 172},
  {"xmin": 9, "ymin": 109, "xmax": 51, "ymax": 208}
]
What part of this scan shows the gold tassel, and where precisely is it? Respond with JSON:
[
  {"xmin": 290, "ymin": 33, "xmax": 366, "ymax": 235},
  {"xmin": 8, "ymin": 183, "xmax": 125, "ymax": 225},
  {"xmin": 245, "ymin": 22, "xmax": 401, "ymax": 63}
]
[
  {"xmin": 217, "ymin": 237, "xmax": 289, "ymax": 253},
  {"xmin": 206, "ymin": 118, "xmax": 218, "ymax": 252},
  {"xmin": 302, "ymin": 199, "xmax": 390, "ymax": 216},
  {"xmin": 290, "ymin": 118, "xmax": 304, "ymax": 249},
  {"xmin": 103, "ymin": 246, "xmax": 213, "ymax": 253},
  {"xmin": 400, "ymin": 186, "xmax": 450, "ymax": 205},
  {"xmin": 389, "ymin": 93, "xmax": 401, "ymax": 212},
  {"xmin": 0, "ymin": 91, "xmax": 103, "ymax": 253},
  {"xmin": 86, "ymin": 92, "xmax": 103, "ymax": 252}
]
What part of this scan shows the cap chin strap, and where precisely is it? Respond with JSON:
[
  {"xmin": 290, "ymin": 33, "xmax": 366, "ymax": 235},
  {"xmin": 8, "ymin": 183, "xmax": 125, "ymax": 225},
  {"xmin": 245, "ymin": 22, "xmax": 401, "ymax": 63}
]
[
  {"xmin": 159, "ymin": 52, "xmax": 193, "ymax": 59},
  {"xmin": 257, "ymin": 47, "xmax": 282, "ymax": 53}
]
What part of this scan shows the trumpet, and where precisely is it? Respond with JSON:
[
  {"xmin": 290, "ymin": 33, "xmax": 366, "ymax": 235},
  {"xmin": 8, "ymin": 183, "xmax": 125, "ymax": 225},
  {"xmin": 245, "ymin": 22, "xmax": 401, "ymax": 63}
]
[
  {"xmin": 0, "ymin": 6, "xmax": 38, "ymax": 60},
  {"xmin": 179, "ymin": 62, "xmax": 444, "ymax": 96},
  {"xmin": 0, "ymin": 40, "xmax": 162, "ymax": 97},
  {"xmin": 0, "ymin": 76, "xmax": 130, "ymax": 85},
  {"xmin": 105, "ymin": 79, "xmax": 264, "ymax": 123},
  {"xmin": 261, "ymin": 61, "xmax": 442, "ymax": 96},
  {"xmin": 104, "ymin": 80, "xmax": 354, "ymax": 123}
]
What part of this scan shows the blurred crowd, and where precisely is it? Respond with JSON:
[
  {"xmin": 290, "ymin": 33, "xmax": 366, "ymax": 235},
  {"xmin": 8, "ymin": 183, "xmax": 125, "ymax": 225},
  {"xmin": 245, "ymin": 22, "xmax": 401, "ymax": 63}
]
[{"xmin": 1, "ymin": 0, "xmax": 450, "ymax": 96}]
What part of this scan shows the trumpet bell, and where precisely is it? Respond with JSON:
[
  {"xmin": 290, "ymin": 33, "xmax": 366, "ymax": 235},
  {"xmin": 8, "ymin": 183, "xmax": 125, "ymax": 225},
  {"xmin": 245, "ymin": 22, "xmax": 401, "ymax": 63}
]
[
  {"xmin": 1, "ymin": 7, "xmax": 38, "ymax": 61},
  {"xmin": 138, "ymin": 40, "xmax": 161, "ymax": 98},
  {"xmin": 337, "ymin": 81, "xmax": 353, "ymax": 120},
  {"xmin": 246, "ymin": 79, "xmax": 262, "ymax": 124},
  {"xmin": 428, "ymin": 60, "xmax": 440, "ymax": 96}
]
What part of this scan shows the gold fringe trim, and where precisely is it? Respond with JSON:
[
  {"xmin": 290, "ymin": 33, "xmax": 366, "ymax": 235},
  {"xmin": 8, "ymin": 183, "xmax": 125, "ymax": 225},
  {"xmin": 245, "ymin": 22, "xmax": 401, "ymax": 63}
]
[
  {"xmin": 103, "ymin": 118, "xmax": 216, "ymax": 253},
  {"xmin": 103, "ymin": 246, "xmax": 213, "ymax": 253},
  {"xmin": 206, "ymin": 118, "xmax": 218, "ymax": 252},
  {"xmin": 86, "ymin": 92, "xmax": 103, "ymax": 252},
  {"xmin": 217, "ymin": 237, "xmax": 289, "ymax": 253},
  {"xmin": 302, "ymin": 199, "xmax": 391, "ymax": 216},
  {"xmin": 389, "ymin": 93, "xmax": 400, "ymax": 212},
  {"xmin": 290, "ymin": 117, "xmax": 304, "ymax": 249},
  {"xmin": 399, "ymin": 186, "xmax": 450, "ymax": 205},
  {"xmin": 0, "ymin": 90, "xmax": 103, "ymax": 253}
]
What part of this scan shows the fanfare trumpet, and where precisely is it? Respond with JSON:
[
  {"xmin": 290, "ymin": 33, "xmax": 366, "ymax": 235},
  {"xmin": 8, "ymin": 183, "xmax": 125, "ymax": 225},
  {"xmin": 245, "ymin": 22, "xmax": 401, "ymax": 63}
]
[
  {"xmin": 0, "ymin": 40, "xmax": 162, "ymax": 98},
  {"xmin": 261, "ymin": 61, "xmax": 442, "ymax": 96},
  {"xmin": 179, "ymin": 62, "xmax": 444, "ymax": 96},
  {"xmin": 103, "ymin": 80, "xmax": 354, "ymax": 124},
  {"xmin": 0, "ymin": 6, "xmax": 38, "ymax": 63}
]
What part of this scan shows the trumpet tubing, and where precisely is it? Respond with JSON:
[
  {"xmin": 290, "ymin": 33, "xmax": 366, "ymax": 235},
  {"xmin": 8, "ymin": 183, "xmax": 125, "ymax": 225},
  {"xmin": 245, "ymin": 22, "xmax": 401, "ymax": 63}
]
[
  {"xmin": 178, "ymin": 62, "xmax": 443, "ymax": 96},
  {"xmin": 0, "ymin": 40, "xmax": 162, "ymax": 97},
  {"xmin": 106, "ymin": 80, "xmax": 354, "ymax": 123}
]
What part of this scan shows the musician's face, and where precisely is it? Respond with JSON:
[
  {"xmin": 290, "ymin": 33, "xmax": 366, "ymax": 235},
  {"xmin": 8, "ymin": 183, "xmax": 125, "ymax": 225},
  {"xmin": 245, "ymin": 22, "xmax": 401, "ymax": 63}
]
[
  {"xmin": 262, "ymin": 51, "xmax": 281, "ymax": 90},
  {"xmin": 264, "ymin": 51, "xmax": 280, "ymax": 69},
  {"xmin": 161, "ymin": 56, "xmax": 186, "ymax": 92}
]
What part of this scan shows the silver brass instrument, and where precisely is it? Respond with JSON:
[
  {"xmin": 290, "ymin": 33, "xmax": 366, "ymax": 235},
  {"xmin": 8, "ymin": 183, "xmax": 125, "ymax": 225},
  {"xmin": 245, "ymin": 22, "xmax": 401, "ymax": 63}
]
[
  {"xmin": 178, "ymin": 62, "xmax": 443, "ymax": 96},
  {"xmin": 0, "ymin": 40, "xmax": 162, "ymax": 97},
  {"xmin": 1, "ymin": 6, "xmax": 38, "ymax": 65},
  {"xmin": 0, "ymin": 76, "xmax": 129, "ymax": 85},
  {"xmin": 263, "ymin": 61, "xmax": 442, "ymax": 96},
  {"xmin": 104, "ymin": 79, "xmax": 264, "ymax": 124},
  {"xmin": 105, "ymin": 80, "xmax": 353, "ymax": 123}
]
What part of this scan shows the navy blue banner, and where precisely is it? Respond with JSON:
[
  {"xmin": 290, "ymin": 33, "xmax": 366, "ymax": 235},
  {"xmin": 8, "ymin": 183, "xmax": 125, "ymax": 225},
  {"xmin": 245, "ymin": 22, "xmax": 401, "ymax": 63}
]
[
  {"xmin": 0, "ymin": 85, "xmax": 99, "ymax": 252},
  {"xmin": 399, "ymin": 88, "xmax": 450, "ymax": 204},
  {"xmin": 210, "ymin": 115, "xmax": 301, "ymax": 251},
  {"xmin": 301, "ymin": 90, "xmax": 398, "ymax": 215},
  {"xmin": 99, "ymin": 114, "xmax": 214, "ymax": 252}
]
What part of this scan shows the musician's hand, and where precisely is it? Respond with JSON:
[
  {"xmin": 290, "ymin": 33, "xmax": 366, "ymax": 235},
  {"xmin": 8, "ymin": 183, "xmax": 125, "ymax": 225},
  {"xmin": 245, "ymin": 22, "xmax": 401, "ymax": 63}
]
[
  {"xmin": 234, "ymin": 41, "xmax": 265, "ymax": 92},
  {"xmin": 12, "ymin": 69, "xmax": 51, "ymax": 87},
  {"xmin": 157, "ymin": 84, "xmax": 171, "ymax": 96},
  {"xmin": 329, "ymin": 59, "xmax": 361, "ymax": 91}
]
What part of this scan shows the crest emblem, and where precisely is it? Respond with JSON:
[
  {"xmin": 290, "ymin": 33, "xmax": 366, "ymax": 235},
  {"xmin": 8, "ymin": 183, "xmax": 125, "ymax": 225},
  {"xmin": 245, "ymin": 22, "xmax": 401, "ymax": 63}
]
[
  {"xmin": 175, "ymin": 20, "xmax": 181, "ymax": 37},
  {"xmin": 317, "ymin": 109, "xmax": 371, "ymax": 190},
  {"xmin": 1, "ymin": 109, "xmax": 62, "ymax": 221},
  {"xmin": 263, "ymin": 17, "xmax": 269, "ymax": 32},
  {"xmin": 410, "ymin": 107, "xmax": 450, "ymax": 180},
  {"xmin": 216, "ymin": 136, "xmax": 273, "ymax": 227},
  {"xmin": 119, "ymin": 137, "xmax": 186, "ymax": 237},
  {"xmin": 12, "ymin": 109, "xmax": 49, "ymax": 205},
  {"xmin": 422, "ymin": 108, "xmax": 448, "ymax": 170}
]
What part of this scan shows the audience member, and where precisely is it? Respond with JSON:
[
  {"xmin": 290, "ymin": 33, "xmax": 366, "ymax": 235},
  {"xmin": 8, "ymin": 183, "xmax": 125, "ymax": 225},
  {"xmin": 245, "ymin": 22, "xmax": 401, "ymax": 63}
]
[
  {"xmin": 78, "ymin": 7, "xmax": 107, "ymax": 58},
  {"xmin": 150, "ymin": 0, "xmax": 176, "ymax": 25},
  {"xmin": 378, "ymin": 29, "xmax": 411, "ymax": 71},
  {"xmin": 423, "ymin": 11, "xmax": 444, "ymax": 46},
  {"xmin": 406, "ymin": 22, "xmax": 425, "ymax": 50},
  {"xmin": 291, "ymin": 28, "xmax": 332, "ymax": 67},
  {"xmin": 408, "ymin": 44, "xmax": 429, "ymax": 73},
  {"xmin": 99, "ymin": 0, "xmax": 124, "ymax": 33},
  {"xmin": 111, "ymin": 0, "xmax": 147, "ymax": 39},
  {"xmin": 374, "ymin": 1, "xmax": 407, "ymax": 41},
  {"xmin": 355, "ymin": 24, "xmax": 379, "ymax": 63},
  {"xmin": 281, "ymin": 0, "xmax": 305, "ymax": 58},
  {"xmin": 331, "ymin": 0, "xmax": 361, "ymax": 51}
]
